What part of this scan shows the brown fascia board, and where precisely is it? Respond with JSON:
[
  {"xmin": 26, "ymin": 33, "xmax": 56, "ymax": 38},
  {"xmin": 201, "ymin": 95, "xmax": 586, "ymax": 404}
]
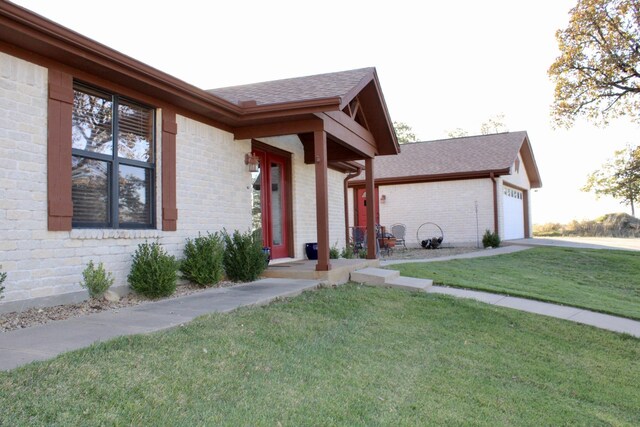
[
  {"xmin": 519, "ymin": 135, "xmax": 542, "ymax": 189},
  {"xmin": 237, "ymin": 97, "xmax": 342, "ymax": 121},
  {"xmin": 0, "ymin": 2, "xmax": 347, "ymax": 128},
  {"xmin": 0, "ymin": 2, "xmax": 248, "ymax": 121},
  {"xmin": 370, "ymin": 69, "xmax": 400, "ymax": 154},
  {"xmin": 329, "ymin": 161, "xmax": 364, "ymax": 173},
  {"xmin": 348, "ymin": 168, "xmax": 512, "ymax": 187}
]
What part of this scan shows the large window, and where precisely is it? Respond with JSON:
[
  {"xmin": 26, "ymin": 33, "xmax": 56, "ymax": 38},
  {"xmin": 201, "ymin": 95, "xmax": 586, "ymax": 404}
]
[{"xmin": 71, "ymin": 83, "xmax": 155, "ymax": 228}]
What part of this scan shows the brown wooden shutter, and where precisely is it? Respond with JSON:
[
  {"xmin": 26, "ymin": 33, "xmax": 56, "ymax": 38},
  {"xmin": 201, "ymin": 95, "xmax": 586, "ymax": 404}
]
[
  {"xmin": 47, "ymin": 69, "xmax": 73, "ymax": 231},
  {"xmin": 162, "ymin": 111, "xmax": 178, "ymax": 231}
]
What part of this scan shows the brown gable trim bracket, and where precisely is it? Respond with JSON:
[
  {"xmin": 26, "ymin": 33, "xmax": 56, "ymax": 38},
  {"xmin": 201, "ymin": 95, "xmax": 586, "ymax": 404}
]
[
  {"xmin": 47, "ymin": 68, "xmax": 73, "ymax": 231},
  {"xmin": 162, "ymin": 111, "xmax": 178, "ymax": 231}
]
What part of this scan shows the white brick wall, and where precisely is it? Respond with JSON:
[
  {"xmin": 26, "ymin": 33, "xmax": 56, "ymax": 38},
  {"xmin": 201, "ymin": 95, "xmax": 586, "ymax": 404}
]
[
  {"xmin": 0, "ymin": 53, "xmax": 252, "ymax": 308},
  {"xmin": 369, "ymin": 179, "xmax": 495, "ymax": 248},
  {"xmin": 0, "ymin": 52, "xmax": 347, "ymax": 309}
]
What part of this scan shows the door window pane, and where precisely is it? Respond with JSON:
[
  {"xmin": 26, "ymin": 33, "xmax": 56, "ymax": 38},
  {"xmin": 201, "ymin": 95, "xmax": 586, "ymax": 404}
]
[
  {"xmin": 117, "ymin": 100, "xmax": 153, "ymax": 162},
  {"xmin": 118, "ymin": 165, "xmax": 152, "ymax": 225},
  {"xmin": 270, "ymin": 162, "xmax": 283, "ymax": 246},
  {"xmin": 72, "ymin": 157, "xmax": 110, "ymax": 224},
  {"xmin": 251, "ymin": 158, "xmax": 262, "ymax": 234},
  {"xmin": 72, "ymin": 87, "xmax": 113, "ymax": 155}
]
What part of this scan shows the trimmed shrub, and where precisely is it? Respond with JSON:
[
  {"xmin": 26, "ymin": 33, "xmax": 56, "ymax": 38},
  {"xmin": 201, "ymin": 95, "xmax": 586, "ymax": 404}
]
[
  {"xmin": 222, "ymin": 229, "xmax": 266, "ymax": 282},
  {"xmin": 128, "ymin": 241, "xmax": 177, "ymax": 298},
  {"xmin": 181, "ymin": 232, "xmax": 225, "ymax": 287},
  {"xmin": 482, "ymin": 229, "xmax": 501, "ymax": 248},
  {"xmin": 330, "ymin": 243, "xmax": 340, "ymax": 260},
  {"xmin": 80, "ymin": 260, "xmax": 114, "ymax": 298},
  {"xmin": 340, "ymin": 245, "xmax": 355, "ymax": 259},
  {"xmin": 0, "ymin": 265, "xmax": 6, "ymax": 300}
]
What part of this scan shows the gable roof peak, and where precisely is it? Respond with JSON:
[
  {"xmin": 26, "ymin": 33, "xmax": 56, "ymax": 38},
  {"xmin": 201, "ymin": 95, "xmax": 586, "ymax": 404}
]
[{"xmin": 207, "ymin": 67, "xmax": 376, "ymax": 107}]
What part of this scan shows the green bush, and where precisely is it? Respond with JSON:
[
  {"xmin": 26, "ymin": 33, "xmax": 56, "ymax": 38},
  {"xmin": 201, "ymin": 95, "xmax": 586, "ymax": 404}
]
[
  {"xmin": 482, "ymin": 229, "xmax": 501, "ymax": 248},
  {"xmin": 340, "ymin": 245, "xmax": 355, "ymax": 259},
  {"xmin": 181, "ymin": 232, "xmax": 225, "ymax": 287},
  {"xmin": 128, "ymin": 241, "xmax": 177, "ymax": 298},
  {"xmin": 330, "ymin": 242, "xmax": 340, "ymax": 260},
  {"xmin": 222, "ymin": 229, "xmax": 266, "ymax": 282},
  {"xmin": 0, "ymin": 265, "xmax": 6, "ymax": 300},
  {"xmin": 80, "ymin": 260, "xmax": 114, "ymax": 298}
]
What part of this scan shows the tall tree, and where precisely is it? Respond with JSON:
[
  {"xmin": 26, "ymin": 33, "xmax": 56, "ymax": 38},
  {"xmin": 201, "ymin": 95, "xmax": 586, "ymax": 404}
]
[
  {"xmin": 393, "ymin": 121, "xmax": 417, "ymax": 144},
  {"xmin": 582, "ymin": 144, "xmax": 640, "ymax": 216},
  {"xmin": 549, "ymin": 0, "xmax": 640, "ymax": 127}
]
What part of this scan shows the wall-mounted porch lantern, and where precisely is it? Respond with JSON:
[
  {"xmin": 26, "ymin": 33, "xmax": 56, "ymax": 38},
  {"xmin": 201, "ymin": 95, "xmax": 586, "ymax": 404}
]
[{"xmin": 245, "ymin": 153, "xmax": 260, "ymax": 173}]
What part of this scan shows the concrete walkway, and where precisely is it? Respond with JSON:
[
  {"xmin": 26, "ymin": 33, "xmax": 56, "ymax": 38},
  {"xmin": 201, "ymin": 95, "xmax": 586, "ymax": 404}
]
[
  {"xmin": 0, "ymin": 278, "xmax": 320, "ymax": 371},
  {"xmin": 380, "ymin": 245, "xmax": 530, "ymax": 266},
  {"xmin": 507, "ymin": 237, "xmax": 640, "ymax": 251},
  {"xmin": 427, "ymin": 286, "xmax": 640, "ymax": 338},
  {"xmin": 374, "ymin": 242, "xmax": 640, "ymax": 338}
]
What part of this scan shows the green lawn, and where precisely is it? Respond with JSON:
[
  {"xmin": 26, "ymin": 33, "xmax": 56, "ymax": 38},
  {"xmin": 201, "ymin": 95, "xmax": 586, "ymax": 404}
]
[
  {"xmin": 389, "ymin": 247, "xmax": 640, "ymax": 320},
  {"xmin": 1, "ymin": 285, "xmax": 639, "ymax": 425}
]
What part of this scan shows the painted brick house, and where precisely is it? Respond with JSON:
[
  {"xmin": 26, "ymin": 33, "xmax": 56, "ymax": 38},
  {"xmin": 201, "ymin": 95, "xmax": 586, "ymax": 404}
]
[
  {"xmin": 0, "ymin": 2, "xmax": 397, "ymax": 311},
  {"xmin": 348, "ymin": 132, "xmax": 542, "ymax": 247}
]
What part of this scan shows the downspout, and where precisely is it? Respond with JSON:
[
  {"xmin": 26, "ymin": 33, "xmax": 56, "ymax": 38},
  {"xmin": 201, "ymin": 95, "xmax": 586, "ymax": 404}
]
[
  {"xmin": 490, "ymin": 172, "xmax": 499, "ymax": 234},
  {"xmin": 344, "ymin": 167, "xmax": 363, "ymax": 246}
]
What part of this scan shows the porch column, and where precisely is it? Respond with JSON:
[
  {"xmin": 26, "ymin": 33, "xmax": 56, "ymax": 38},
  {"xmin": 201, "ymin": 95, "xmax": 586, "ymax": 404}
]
[
  {"xmin": 365, "ymin": 157, "xmax": 377, "ymax": 259},
  {"xmin": 314, "ymin": 130, "xmax": 331, "ymax": 271}
]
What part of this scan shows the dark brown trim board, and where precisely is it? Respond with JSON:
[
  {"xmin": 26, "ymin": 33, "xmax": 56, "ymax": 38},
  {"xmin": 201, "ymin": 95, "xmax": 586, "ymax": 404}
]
[
  {"xmin": 161, "ymin": 111, "xmax": 178, "ymax": 231},
  {"xmin": 47, "ymin": 68, "xmax": 73, "ymax": 231}
]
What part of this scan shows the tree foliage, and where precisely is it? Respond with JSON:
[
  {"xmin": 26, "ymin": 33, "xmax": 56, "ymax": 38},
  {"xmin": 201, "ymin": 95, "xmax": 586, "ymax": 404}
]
[
  {"xmin": 393, "ymin": 121, "xmax": 417, "ymax": 144},
  {"xmin": 447, "ymin": 128, "xmax": 469, "ymax": 138},
  {"xmin": 549, "ymin": 0, "xmax": 640, "ymax": 127},
  {"xmin": 480, "ymin": 113, "xmax": 508, "ymax": 135},
  {"xmin": 582, "ymin": 144, "xmax": 640, "ymax": 216},
  {"xmin": 445, "ymin": 113, "xmax": 507, "ymax": 138}
]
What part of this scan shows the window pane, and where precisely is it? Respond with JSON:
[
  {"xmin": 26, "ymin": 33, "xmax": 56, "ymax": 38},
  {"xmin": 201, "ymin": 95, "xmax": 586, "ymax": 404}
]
[
  {"xmin": 119, "ymin": 165, "xmax": 152, "ymax": 226},
  {"xmin": 270, "ymin": 162, "xmax": 282, "ymax": 246},
  {"xmin": 72, "ymin": 156, "xmax": 110, "ymax": 224},
  {"xmin": 72, "ymin": 86, "xmax": 113, "ymax": 155},
  {"xmin": 118, "ymin": 101, "xmax": 153, "ymax": 162}
]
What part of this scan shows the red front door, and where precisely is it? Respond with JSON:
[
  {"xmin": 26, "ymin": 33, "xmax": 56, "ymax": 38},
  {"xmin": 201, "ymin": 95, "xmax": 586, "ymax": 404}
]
[
  {"xmin": 355, "ymin": 187, "xmax": 380, "ymax": 228},
  {"xmin": 251, "ymin": 149, "xmax": 290, "ymax": 259}
]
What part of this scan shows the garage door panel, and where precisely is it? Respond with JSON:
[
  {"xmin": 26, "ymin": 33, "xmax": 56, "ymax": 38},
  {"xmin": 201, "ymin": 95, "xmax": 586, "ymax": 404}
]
[{"xmin": 503, "ymin": 187, "xmax": 524, "ymax": 240}]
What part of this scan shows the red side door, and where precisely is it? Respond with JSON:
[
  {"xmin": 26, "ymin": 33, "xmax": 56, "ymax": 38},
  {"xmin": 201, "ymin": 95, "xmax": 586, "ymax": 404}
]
[{"xmin": 355, "ymin": 187, "xmax": 379, "ymax": 228}]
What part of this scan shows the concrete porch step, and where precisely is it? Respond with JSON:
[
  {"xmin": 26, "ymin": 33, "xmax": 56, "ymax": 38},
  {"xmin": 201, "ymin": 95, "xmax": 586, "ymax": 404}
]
[
  {"xmin": 350, "ymin": 268, "xmax": 400, "ymax": 285},
  {"xmin": 350, "ymin": 268, "xmax": 432, "ymax": 292}
]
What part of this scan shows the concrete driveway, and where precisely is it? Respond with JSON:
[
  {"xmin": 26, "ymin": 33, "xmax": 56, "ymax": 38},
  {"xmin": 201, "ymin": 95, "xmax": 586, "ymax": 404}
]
[{"xmin": 506, "ymin": 237, "xmax": 640, "ymax": 251}]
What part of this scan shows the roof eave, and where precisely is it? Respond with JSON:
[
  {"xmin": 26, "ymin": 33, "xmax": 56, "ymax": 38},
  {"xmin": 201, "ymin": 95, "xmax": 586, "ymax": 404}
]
[
  {"xmin": 0, "ymin": 1, "xmax": 243, "ymax": 121},
  {"xmin": 348, "ymin": 168, "xmax": 512, "ymax": 187}
]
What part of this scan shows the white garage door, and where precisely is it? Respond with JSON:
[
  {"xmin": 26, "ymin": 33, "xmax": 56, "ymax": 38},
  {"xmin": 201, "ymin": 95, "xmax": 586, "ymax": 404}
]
[{"xmin": 503, "ymin": 187, "xmax": 524, "ymax": 240}]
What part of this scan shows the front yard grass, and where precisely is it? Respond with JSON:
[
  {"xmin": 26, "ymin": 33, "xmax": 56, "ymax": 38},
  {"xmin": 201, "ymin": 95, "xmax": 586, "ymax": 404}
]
[
  {"xmin": 389, "ymin": 247, "xmax": 640, "ymax": 320},
  {"xmin": 1, "ymin": 285, "xmax": 639, "ymax": 425}
]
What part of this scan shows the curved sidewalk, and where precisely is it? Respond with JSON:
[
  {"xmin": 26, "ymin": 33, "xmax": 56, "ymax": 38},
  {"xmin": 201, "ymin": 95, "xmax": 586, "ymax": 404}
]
[
  {"xmin": 380, "ymin": 244, "xmax": 640, "ymax": 338},
  {"xmin": 427, "ymin": 285, "xmax": 640, "ymax": 338}
]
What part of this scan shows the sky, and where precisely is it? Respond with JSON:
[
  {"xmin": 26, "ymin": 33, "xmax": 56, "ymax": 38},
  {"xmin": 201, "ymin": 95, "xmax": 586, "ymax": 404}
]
[{"xmin": 12, "ymin": 0, "xmax": 640, "ymax": 224}]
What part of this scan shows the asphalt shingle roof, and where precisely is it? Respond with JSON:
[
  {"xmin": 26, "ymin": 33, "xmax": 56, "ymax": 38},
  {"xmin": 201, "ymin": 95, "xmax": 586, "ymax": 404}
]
[
  {"xmin": 208, "ymin": 68, "xmax": 374, "ymax": 106},
  {"xmin": 369, "ymin": 131, "xmax": 529, "ymax": 180}
]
